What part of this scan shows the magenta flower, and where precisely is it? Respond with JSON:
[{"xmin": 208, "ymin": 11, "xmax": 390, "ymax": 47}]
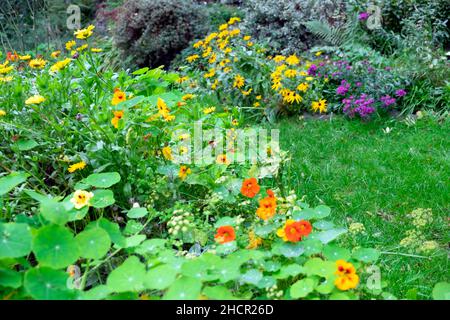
[
  {"xmin": 359, "ymin": 12, "xmax": 370, "ymax": 21},
  {"xmin": 395, "ymin": 89, "xmax": 407, "ymax": 97}
]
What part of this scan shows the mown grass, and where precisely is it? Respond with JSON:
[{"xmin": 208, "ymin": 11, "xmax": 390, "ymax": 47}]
[{"xmin": 275, "ymin": 115, "xmax": 449, "ymax": 298}]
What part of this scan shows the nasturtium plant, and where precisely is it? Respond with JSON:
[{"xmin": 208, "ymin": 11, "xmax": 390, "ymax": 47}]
[{"xmin": 0, "ymin": 222, "xmax": 33, "ymax": 258}]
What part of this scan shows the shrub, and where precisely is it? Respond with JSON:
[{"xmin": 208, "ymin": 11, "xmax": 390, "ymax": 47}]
[
  {"xmin": 242, "ymin": 0, "xmax": 347, "ymax": 54},
  {"xmin": 115, "ymin": 0, "xmax": 208, "ymax": 68}
]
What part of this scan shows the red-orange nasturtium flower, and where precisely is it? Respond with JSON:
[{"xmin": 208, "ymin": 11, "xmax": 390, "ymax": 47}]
[
  {"xmin": 240, "ymin": 177, "xmax": 260, "ymax": 198},
  {"xmin": 277, "ymin": 219, "xmax": 312, "ymax": 242},
  {"xmin": 214, "ymin": 225, "xmax": 236, "ymax": 244}
]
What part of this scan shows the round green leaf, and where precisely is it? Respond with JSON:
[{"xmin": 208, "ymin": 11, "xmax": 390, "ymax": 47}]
[
  {"xmin": 144, "ymin": 265, "xmax": 178, "ymax": 290},
  {"xmin": 75, "ymin": 228, "xmax": 111, "ymax": 260},
  {"xmin": 84, "ymin": 172, "xmax": 121, "ymax": 188},
  {"xmin": 301, "ymin": 239, "xmax": 323, "ymax": 255},
  {"xmin": 309, "ymin": 228, "xmax": 347, "ymax": 244},
  {"xmin": 240, "ymin": 269, "xmax": 263, "ymax": 285},
  {"xmin": 106, "ymin": 256, "xmax": 146, "ymax": 293},
  {"xmin": 40, "ymin": 199, "xmax": 70, "ymax": 225},
  {"xmin": 127, "ymin": 207, "xmax": 148, "ymax": 219},
  {"xmin": 290, "ymin": 278, "xmax": 315, "ymax": 299},
  {"xmin": 0, "ymin": 222, "xmax": 33, "ymax": 258},
  {"xmin": 432, "ymin": 282, "xmax": 450, "ymax": 300},
  {"xmin": 32, "ymin": 225, "xmax": 80, "ymax": 268},
  {"xmin": 90, "ymin": 189, "xmax": 115, "ymax": 208},
  {"xmin": 203, "ymin": 286, "xmax": 237, "ymax": 300},
  {"xmin": 0, "ymin": 268, "xmax": 22, "ymax": 288},
  {"xmin": 352, "ymin": 248, "xmax": 380, "ymax": 263},
  {"xmin": 24, "ymin": 267, "xmax": 76, "ymax": 300},
  {"xmin": 323, "ymin": 245, "xmax": 351, "ymax": 261},
  {"xmin": 163, "ymin": 276, "xmax": 202, "ymax": 300},
  {"xmin": 314, "ymin": 205, "xmax": 331, "ymax": 218},
  {"xmin": 304, "ymin": 258, "xmax": 336, "ymax": 278}
]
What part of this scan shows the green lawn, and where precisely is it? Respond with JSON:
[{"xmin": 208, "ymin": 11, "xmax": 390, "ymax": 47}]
[{"xmin": 275, "ymin": 115, "xmax": 449, "ymax": 298}]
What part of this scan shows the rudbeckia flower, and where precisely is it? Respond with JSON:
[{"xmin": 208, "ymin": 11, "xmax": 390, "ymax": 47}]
[
  {"xmin": 68, "ymin": 161, "xmax": 86, "ymax": 173},
  {"xmin": 29, "ymin": 58, "xmax": 47, "ymax": 69},
  {"xmin": 311, "ymin": 99, "xmax": 327, "ymax": 113},
  {"xmin": 233, "ymin": 74, "xmax": 245, "ymax": 89},
  {"xmin": 74, "ymin": 25, "xmax": 95, "ymax": 39}
]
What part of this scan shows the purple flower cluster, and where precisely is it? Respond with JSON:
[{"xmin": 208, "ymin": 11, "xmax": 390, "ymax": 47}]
[
  {"xmin": 336, "ymin": 80, "xmax": 350, "ymax": 95},
  {"xmin": 343, "ymin": 94, "xmax": 375, "ymax": 118},
  {"xmin": 307, "ymin": 64, "xmax": 318, "ymax": 76},
  {"xmin": 395, "ymin": 89, "xmax": 407, "ymax": 97},
  {"xmin": 358, "ymin": 12, "xmax": 370, "ymax": 21},
  {"xmin": 380, "ymin": 95, "xmax": 396, "ymax": 107}
]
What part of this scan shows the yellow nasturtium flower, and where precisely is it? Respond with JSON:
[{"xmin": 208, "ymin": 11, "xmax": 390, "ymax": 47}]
[{"xmin": 70, "ymin": 190, "xmax": 94, "ymax": 209}]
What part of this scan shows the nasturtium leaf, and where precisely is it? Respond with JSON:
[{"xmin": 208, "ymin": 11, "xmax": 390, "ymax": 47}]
[
  {"xmin": 15, "ymin": 139, "xmax": 39, "ymax": 151},
  {"xmin": 304, "ymin": 258, "xmax": 336, "ymax": 278},
  {"xmin": 181, "ymin": 259, "xmax": 208, "ymax": 279},
  {"xmin": 261, "ymin": 260, "xmax": 281, "ymax": 272},
  {"xmin": 273, "ymin": 242, "xmax": 305, "ymax": 258},
  {"xmin": 123, "ymin": 220, "xmax": 144, "ymax": 235},
  {"xmin": 214, "ymin": 216, "xmax": 236, "ymax": 228},
  {"xmin": 323, "ymin": 245, "xmax": 351, "ymax": 261},
  {"xmin": 124, "ymin": 234, "xmax": 146, "ymax": 248},
  {"xmin": 90, "ymin": 189, "xmax": 115, "ymax": 208},
  {"xmin": 329, "ymin": 292, "xmax": 351, "ymax": 300},
  {"xmin": 24, "ymin": 267, "xmax": 76, "ymax": 300},
  {"xmin": 290, "ymin": 278, "xmax": 315, "ymax": 299},
  {"xmin": 88, "ymin": 218, "xmax": 126, "ymax": 247},
  {"xmin": 313, "ymin": 220, "xmax": 335, "ymax": 230},
  {"xmin": 135, "ymin": 239, "xmax": 166, "ymax": 255},
  {"xmin": 381, "ymin": 292, "xmax": 397, "ymax": 300},
  {"xmin": 254, "ymin": 223, "xmax": 277, "ymax": 238},
  {"xmin": 144, "ymin": 265, "xmax": 178, "ymax": 290},
  {"xmin": 241, "ymin": 269, "xmax": 263, "ymax": 285},
  {"xmin": 309, "ymin": 228, "xmax": 347, "ymax": 244},
  {"xmin": 314, "ymin": 205, "xmax": 331, "ymax": 218},
  {"xmin": 215, "ymin": 241, "xmax": 237, "ymax": 255},
  {"xmin": 40, "ymin": 199, "xmax": 71, "ymax": 225},
  {"xmin": 274, "ymin": 264, "xmax": 305, "ymax": 279},
  {"xmin": 292, "ymin": 208, "xmax": 316, "ymax": 220},
  {"xmin": 84, "ymin": 172, "xmax": 121, "ymax": 188},
  {"xmin": 316, "ymin": 278, "xmax": 336, "ymax": 294},
  {"xmin": 163, "ymin": 276, "xmax": 202, "ymax": 300},
  {"xmin": 79, "ymin": 285, "xmax": 111, "ymax": 300},
  {"xmin": 0, "ymin": 222, "xmax": 33, "ymax": 258},
  {"xmin": 107, "ymin": 256, "xmax": 146, "ymax": 292},
  {"xmin": 127, "ymin": 207, "xmax": 148, "ymax": 219},
  {"xmin": 32, "ymin": 225, "xmax": 80, "ymax": 268},
  {"xmin": 0, "ymin": 268, "xmax": 22, "ymax": 288},
  {"xmin": 352, "ymin": 248, "xmax": 380, "ymax": 263},
  {"xmin": 256, "ymin": 276, "xmax": 276, "ymax": 289},
  {"xmin": 301, "ymin": 239, "xmax": 323, "ymax": 255},
  {"xmin": 75, "ymin": 228, "xmax": 111, "ymax": 260},
  {"xmin": 216, "ymin": 260, "xmax": 241, "ymax": 283},
  {"xmin": 0, "ymin": 172, "xmax": 29, "ymax": 196},
  {"xmin": 203, "ymin": 286, "xmax": 237, "ymax": 300},
  {"xmin": 432, "ymin": 282, "xmax": 450, "ymax": 300},
  {"xmin": 24, "ymin": 189, "xmax": 51, "ymax": 202}
]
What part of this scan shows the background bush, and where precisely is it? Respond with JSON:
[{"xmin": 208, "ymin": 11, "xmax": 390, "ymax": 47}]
[
  {"xmin": 115, "ymin": 0, "xmax": 208, "ymax": 68},
  {"xmin": 242, "ymin": 0, "xmax": 347, "ymax": 54}
]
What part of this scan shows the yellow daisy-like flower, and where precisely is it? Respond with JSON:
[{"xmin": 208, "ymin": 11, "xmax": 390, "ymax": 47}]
[
  {"xmin": 228, "ymin": 17, "xmax": 241, "ymax": 25},
  {"xmin": 177, "ymin": 76, "xmax": 189, "ymax": 84},
  {"xmin": 50, "ymin": 58, "xmax": 71, "ymax": 73},
  {"xmin": 219, "ymin": 23, "xmax": 228, "ymax": 31},
  {"xmin": 91, "ymin": 48, "xmax": 103, "ymax": 53},
  {"xmin": 311, "ymin": 99, "xmax": 327, "ymax": 113},
  {"xmin": 0, "ymin": 66, "xmax": 14, "ymax": 74},
  {"xmin": 229, "ymin": 29, "xmax": 241, "ymax": 37},
  {"xmin": 232, "ymin": 119, "xmax": 239, "ymax": 126},
  {"xmin": 305, "ymin": 76, "xmax": 314, "ymax": 81},
  {"xmin": 211, "ymin": 79, "xmax": 219, "ymax": 90},
  {"xmin": 76, "ymin": 44, "xmax": 88, "ymax": 52},
  {"xmin": 243, "ymin": 35, "xmax": 251, "ymax": 41},
  {"xmin": 241, "ymin": 88, "xmax": 252, "ymax": 96},
  {"xmin": 0, "ymin": 110, "xmax": 6, "ymax": 116},
  {"xmin": 65, "ymin": 40, "xmax": 76, "ymax": 51},
  {"xmin": 233, "ymin": 74, "xmax": 245, "ymax": 89},
  {"xmin": 162, "ymin": 146, "xmax": 173, "ymax": 161},
  {"xmin": 186, "ymin": 54, "xmax": 199, "ymax": 63},
  {"xmin": 51, "ymin": 51, "xmax": 61, "ymax": 59},
  {"xmin": 297, "ymin": 82, "xmax": 309, "ymax": 92},
  {"xmin": 25, "ymin": 95, "xmax": 45, "ymax": 105},
  {"xmin": 193, "ymin": 40, "xmax": 203, "ymax": 48},
  {"xmin": 68, "ymin": 161, "xmax": 87, "ymax": 173},
  {"xmin": 284, "ymin": 69, "xmax": 297, "ymax": 78},
  {"xmin": 182, "ymin": 94, "xmax": 195, "ymax": 101},
  {"xmin": 203, "ymin": 68, "xmax": 216, "ymax": 78},
  {"xmin": 74, "ymin": 25, "xmax": 95, "ymax": 40},
  {"xmin": 203, "ymin": 106, "xmax": 216, "ymax": 114},
  {"xmin": 315, "ymin": 51, "xmax": 323, "ymax": 57},
  {"xmin": 19, "ymin": 54, "xmax": 31, "ymax": 61},
  {"xmin": 285, "ymin": 54, "xmax": 300, "ymax": 65},
  {"xmin": 253, "ymin": 102, "xmax": 260, "ymax": 107},
  {"xmin": 273, "ymin": 55, "xmax": 286, "ymax": 63},
  {"xmin": 178, "ymin": 165, "xmax": 191, "ymax": 180},
  {"xmin": 29, "ymin": 58, "xmax": 47, "ymax": 69},
  {"xmin": 0, "ymin": 76, "xmax": 13, "ymax": 83},
  {"xmin": 70, "ymin": 190, "xmax": 94, "ymax": 210}
]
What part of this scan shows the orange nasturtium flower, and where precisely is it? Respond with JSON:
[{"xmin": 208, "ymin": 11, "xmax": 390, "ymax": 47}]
[
  {"xmin": 214, "ymin": 225, "xmax": 236, "ymax": 244},
  {"xmin": 111, "ymin": 88, "xmax": 126, "ymax": 106},
  {"xmin": 277, "ymin": 219, "xmax": 312, "ymax": 242},
  {"xmin": 334, "ymin": 260, "xmax": 359, "ymax": 291},
  {"xmin": 178, "ymin": 165, "xmax": 191, "ymax": 180},
  {"xmin": 111, "ymin": 110, "xmax": 124, "ymax": 128},
  {"xmin": 240, "ymin": 177, "xmax": 260, "ymax": 198},
  {"xmin": 256, "ymin": 193, "xmax": 277, "ymax": 220}
]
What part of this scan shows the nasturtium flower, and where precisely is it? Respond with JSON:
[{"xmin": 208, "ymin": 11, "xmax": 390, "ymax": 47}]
[
  {"xmin": 233, "ymin": 74, "xmax": 245, "ymax": 89},
  {"xmin": 74, "ymin": 25, "xmax": 95, "ymax": 39},
  {"xmin": 178, "ymin": 165, "xmax": 191, "ymax": 180},
  {"xmin": 214, "ymin": 225, "xmax": 236, "ymax": 244},
  {"xmin": 51, "ymin": 51, "xmax": 61, "ymax": 58},
  {"xmin": 311, "ymin": 99, "xmax": 327, "ymax": 113},
  {"xmin": 65, "ymin": 40, "xmax": 76, "ymax": 51},
  {"xmin": 68, "ymin": 161, "xmax": 86, "ymax": 173},
  {"xmin": 29, "ymin": 58, "xmax": 47, "ymax": 69},
  {"xmin": 111, "ymin": 110, "xmax": 124, "ymax": 128},
  {"xmin": 111, "ymin": 88, "xmax": 126, "ymax": 106},
  {"xmin": 240, "ymin": 177, "xmax": 260, "ymax": 198},
  {"xmin": 277, "ymin": 219, "xmax": 312, "ymax": 242},
  {"xmin": 0, "ymin": 110, "xmax": 6, "ymax": 116},
  {"xmin": 70, "ymin": 190, "xmax": 94, "ymax": 209},
  {"xmin": 334, "ymin": 260, "xmax": 359, "ymax": 291},
  {"xmin": 162, "ymin": 146, "xmax": 173, "ymax": 161},
  {"xmin": 246, "ymin": 230, "xmax": 262, "ymax": 249},
  {"xmin": 25, "ymin": 95, "xmax": 45, "ymax": 105},
  {"xmin": 256, "ymin": 196, "xmax": 277, "ymax": 221}
]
